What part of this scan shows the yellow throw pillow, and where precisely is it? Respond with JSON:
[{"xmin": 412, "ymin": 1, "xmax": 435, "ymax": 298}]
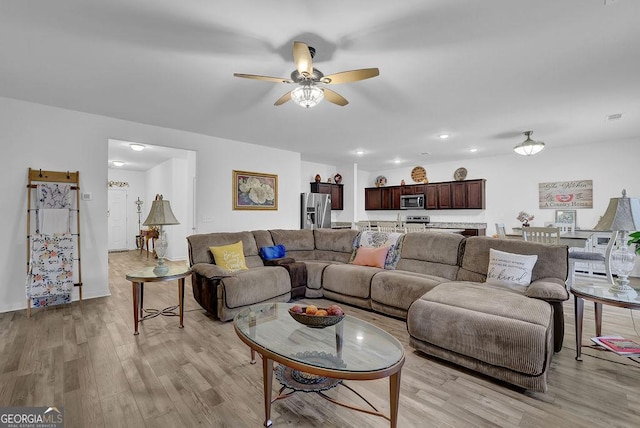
[{"xmin": 210, "ymin": 241, "xmax": 248, "ymax": 272}]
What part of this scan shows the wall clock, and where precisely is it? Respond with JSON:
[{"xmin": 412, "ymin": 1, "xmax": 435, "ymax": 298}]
[{"xmin": 411, "ymin": 166, "xmax": 427, "ymax": 183}]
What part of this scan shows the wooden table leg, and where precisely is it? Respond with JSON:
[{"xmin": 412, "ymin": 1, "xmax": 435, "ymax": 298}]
[
  {"xmin": 594, "ymin": 302, "xmax": 603, "ymax": 337},
  {"xmin": 132, "ymin": 281, "xmax": 140, "ymax": 335},
  {"xmin": 574, "ymin": 295, "xmax": 584, "ymax": 361},
  {"xmin": 178, "ymin": 277, "xmax": 185, "ymax": 328},
  {"xmin": 262, "ymin": 355, "xmax": 273, "ymax": 427},
  {"xmin": 140, "ymin": 283, "xmax": 144, "ymax": 319},
  {"xmin": 389, "ymin": 370, "xmax": 402, "ymax": 428}
]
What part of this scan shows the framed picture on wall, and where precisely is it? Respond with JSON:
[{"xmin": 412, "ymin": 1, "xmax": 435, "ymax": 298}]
[
  {"xmin": 232, "ymin": 170, "xmax": 278, "ymax": 210},
  {"xmin": 555, "ymin": 209, "xmax": 576, "ymax": 225}
]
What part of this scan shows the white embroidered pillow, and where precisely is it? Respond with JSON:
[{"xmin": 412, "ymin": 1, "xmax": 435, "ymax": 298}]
[{"xmin": 486, "ymin": 248, "xmax": 538, "ymax": 293}]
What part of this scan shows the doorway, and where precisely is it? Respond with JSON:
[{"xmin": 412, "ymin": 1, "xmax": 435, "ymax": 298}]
[{"xmin": 108, "ymin": 188, "xmax": 128, "ymax": 251}]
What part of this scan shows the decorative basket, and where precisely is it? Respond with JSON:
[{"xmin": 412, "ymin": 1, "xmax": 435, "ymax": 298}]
[{"xmin": 288, "ymin": 308, "xmax": 345, "ymax": 328}]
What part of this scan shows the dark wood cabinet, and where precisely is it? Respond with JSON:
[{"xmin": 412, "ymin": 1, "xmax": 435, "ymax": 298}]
[
  {"xmin": 364, "ymin": 179, "xmax": 485, "ymax": 211},
  {"xmin": 451, "ymin": 182, "xmax": 467, "ymax": 209},
  {"xmin": 364, "ymin": 187, "xmax": 383, "ymax": 210},
  {"xmin": 425, "ymin": 184, "xmax": 438, "ymax": 209},
  {"xmin": 310, "ymin": 182, "xmax": 343, "ymax": 210},
  {"xmin": 436, "ymin": 183, "xmax": 452, "ymax": 209},
  {"xmin": 465, "ymin": 179, "xmax": 486, "ymax": 209}
]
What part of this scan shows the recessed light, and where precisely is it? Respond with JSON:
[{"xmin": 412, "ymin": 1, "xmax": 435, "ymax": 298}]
[
  {"xmin": 355, "ymin": 150, "xmax": 365, "ymax": 156},
  {"xmin": 130, "ymin": 143, "xmax": 146, "ymax": 151},
  {"xmin": 393, "ymin": 159, "xmax": 403, "ymax": 164},
  {"xmin": 421, "ymin": 152, "xmax": 430, "ymax": 156},
  {"xmin": 469, "ymin": 148, "xmax": 478, "ymax": 153},
  {"xmin": 112, "ymin": 160, "xmax": 125, "ymax": 167},
  {"xmin": 439, "ymin": 134, "xmax": 449, "ymax": 139}
]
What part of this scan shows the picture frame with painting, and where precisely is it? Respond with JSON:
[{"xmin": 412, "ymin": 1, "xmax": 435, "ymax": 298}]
[
  {"xmin": 555, "ymin": 209, "xmax": 576, "ymax": 225},
  {"xmin": 233, "ymin": 170, "xmax": 278, "ymax": 210}
]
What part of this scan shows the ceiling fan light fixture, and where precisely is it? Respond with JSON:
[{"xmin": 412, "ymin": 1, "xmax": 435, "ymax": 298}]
[
  {"xmin": 514, "ymin": 131, "xmax": 545, "ymax": 156},
  {"xmin": 291, "ymin": 83, "xmax": 324, "ymax": 108}
]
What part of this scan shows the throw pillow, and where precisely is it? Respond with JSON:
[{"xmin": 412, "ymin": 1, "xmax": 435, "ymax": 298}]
[
  {"xmin": 210, "ymin": 241, "xmax": 248, "ymax": 272},
  {"xmin": 351, "ymin": 246, "xmax": 390, "ymax": 268},
  {"xmin": 259, "ymin": 244, "xmax": 286, "ymax": 261},
  {"xmin": 486, "ymin": 248, "xmax": 538, "ymax": 293},
  {"xmin": 351, "ymin": 231, "xmax": 405, "ymax": 270}
]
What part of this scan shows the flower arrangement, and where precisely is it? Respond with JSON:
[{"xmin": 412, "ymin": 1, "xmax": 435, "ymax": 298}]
[
  {"xmin": 628, "ymin": 231, "xmax": 640, "ymax": 255},
  {"xmin": 516, "ymin": 211, "xmax": 534, "ymax": 227}
]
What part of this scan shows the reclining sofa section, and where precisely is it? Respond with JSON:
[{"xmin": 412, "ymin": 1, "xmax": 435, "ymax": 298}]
[{"xmin": 187, "ymin": 229, "xmax": 569, "ymax": 392}]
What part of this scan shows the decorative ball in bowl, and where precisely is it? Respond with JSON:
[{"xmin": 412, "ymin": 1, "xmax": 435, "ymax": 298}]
[{"xmin": 288, "ymin": 304, "xmax": 345, "ymax": 328}]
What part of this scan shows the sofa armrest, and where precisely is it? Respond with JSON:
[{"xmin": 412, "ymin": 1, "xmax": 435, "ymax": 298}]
[
  {"xmin": 191, "ymin": 263, "xmax": 237, "ymax": 279},
  {"xmin": 263, "ymin": 257, "xmax": 296, "ymax": 266},
  {"xmin": 525, "ymin": 278, "xmax": 569, "ymax": 302}
]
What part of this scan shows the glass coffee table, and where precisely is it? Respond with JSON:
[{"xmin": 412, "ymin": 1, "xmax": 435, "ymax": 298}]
[
  {"xmin": 234, "ymin": 303, "xmax": 405, "ymax": 427},
  {"xmin": 571, "ymin": 283, "xmax": 640, "ymax": 360}
]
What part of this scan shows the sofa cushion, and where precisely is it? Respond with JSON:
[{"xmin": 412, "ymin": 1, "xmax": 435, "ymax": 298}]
[
  {"xmin": 408, "ymin": 281, "xmax": 553, "ymax": 376},
  {"xmin": 457, "ymin": 236, "xmax": 567, "ymax": 283},
  {"xmin": 322, "ymin": 264, "xmax": 381, "ymax": 299},
  {"xmin": 270, "ymin": 229, "xmax": 316, "ymax": 260},
  {"xmin": 486, "ymin": 248, "xmax": 538, "ymax": 292},
  {"xmin": 352, "ymin": 246, "xmax": 389, "ymax": 268},
  {"xmin": 371, "ymin": 270, "xmax": 448, "ymax": 312},
  {"xmin": 220, "ymin": 266, "xmax": 291, "ymax": 309},
  {"xmin": 187, "ymin": 231, "xmax": 263, "ymax": 267},
  {"xmin": 210, "ymin": 241, "xmax": 248, "ymax": 272}
]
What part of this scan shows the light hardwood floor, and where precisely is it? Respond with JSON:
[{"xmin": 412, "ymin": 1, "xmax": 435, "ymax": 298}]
[{"xmin": 1, "ymin": 251, "xmax": 640, "ymax": 427}]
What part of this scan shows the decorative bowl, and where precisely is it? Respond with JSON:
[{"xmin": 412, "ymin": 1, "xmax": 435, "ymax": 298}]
[{"xmin": 288, "ymin": 307, "xmax": 345, "ymax": 328}]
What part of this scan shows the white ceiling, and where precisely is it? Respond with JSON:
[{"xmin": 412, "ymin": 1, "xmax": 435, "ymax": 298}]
[
  {"xmin": 1, "ymin": 0, "xmax": 638, "ymax": 171},
  {"xmin": 108, "ymin": 139, "xmax": 189, "ymax": 172}
]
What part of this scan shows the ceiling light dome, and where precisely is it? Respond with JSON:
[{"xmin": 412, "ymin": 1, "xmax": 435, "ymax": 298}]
[
  {"xmin": 291, "ymin": 83, "xmax": 324, "ymax": 108},
  {"xmin": 112, "ymin": 160, "xmax": 125, "ymax": 167},
  {"xmin": 130, "ymin": 143, "xmax": 145, "ymax": 151},
  {"xmin": 514, "ymin": 131, "xmax": 545, "ymax": 156}
]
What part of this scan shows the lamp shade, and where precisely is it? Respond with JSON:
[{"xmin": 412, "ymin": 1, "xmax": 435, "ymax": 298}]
[
  {"xmin": 142, "ymin": 196, "xmax": 180, "ymax": 226},
  {"xmin": 513, "ymin": 131, "xmax": 545, "ymax": 156},
  {"xmin": 594, "ymin": 189, "xmax": 640, "ymax": 232}
]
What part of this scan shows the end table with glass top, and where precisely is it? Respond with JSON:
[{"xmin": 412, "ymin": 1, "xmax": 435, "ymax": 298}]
[
  {"xmin": 126, "ymin": 265, "xmax": 191, "ymax": 335},
  {"xmin": 571, "ymin": 282, "xmax": 640, "ymax": 360}
]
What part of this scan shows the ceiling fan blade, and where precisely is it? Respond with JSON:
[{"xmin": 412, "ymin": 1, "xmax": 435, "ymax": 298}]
[
  {"xmin": 234, "ymin": 73, "xmax": 292, "ymax": 84},
  {"xmin": 320, "ymin": 68, "xmax": 380, "ymax": 85},
  {"xmin": 323, "ymin": 88, "xmax": 349, "ymax": 106},
  {"xmin": 293, "ymin": 41, "xmax": 313, "ymax": 77},
  {"xmin": 274, "ymin": 91, "xmax": 292, "ymax": 106}
]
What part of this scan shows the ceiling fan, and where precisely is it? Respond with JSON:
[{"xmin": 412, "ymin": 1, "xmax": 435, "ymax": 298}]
[{"xmin": 234, "ymin": 41, "xmax": 379, "ymax": 108}]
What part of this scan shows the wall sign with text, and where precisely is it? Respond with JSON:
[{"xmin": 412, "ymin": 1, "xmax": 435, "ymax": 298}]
[{"xmin": 538, "ymin": 180, "xmax": 593, "ymax": 209}]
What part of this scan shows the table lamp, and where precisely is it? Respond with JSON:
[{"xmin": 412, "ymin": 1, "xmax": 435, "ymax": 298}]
[
  {"xmin": 143, "ymin": 194, "xmax": 180, "ymax": 275},
  {"xmin": 594, "ymin": 189, "xmax": 640, "ymax": 297}
]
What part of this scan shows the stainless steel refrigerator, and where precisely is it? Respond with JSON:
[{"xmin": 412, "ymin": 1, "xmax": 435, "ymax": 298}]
[{"xmin": 300, "ymin": 193, "xmax": 332, "ymax": 229}]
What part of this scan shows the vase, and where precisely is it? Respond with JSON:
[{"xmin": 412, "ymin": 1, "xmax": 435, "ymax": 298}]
[{"xmin": 522, "ymin": 221, "xmax": 530, "ymax": 227}]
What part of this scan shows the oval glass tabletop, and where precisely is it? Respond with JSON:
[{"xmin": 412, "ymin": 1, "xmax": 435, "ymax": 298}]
[{"xmin": 234, "ymin": 303, "xmax": 404, "ymax": 374}]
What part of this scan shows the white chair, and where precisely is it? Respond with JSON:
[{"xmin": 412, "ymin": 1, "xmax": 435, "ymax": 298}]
[
  {"xmin": 376, "ymin": 221, "xmax": 400, "ymax": 232},
  {"xmin": 555, "ymin": 222, "xmax": 575, "ymax": 234},
  {"xmin": 354, "ymin": 221, "xmax": 371, "ymax": 231},
  {"xmin": 522, "ymin": 227, "xmax": 560, "ymax": 244},
  {"xmin": 566, "ymin": 231, "xmax": 618, "ymax": 290},
  {"xmin": 404, "ymin": 223, "xmax": 427, "ymax": 233},
  {"xmin": 495, "ymin": 223, "xmax": 506, "ymax": 238}
]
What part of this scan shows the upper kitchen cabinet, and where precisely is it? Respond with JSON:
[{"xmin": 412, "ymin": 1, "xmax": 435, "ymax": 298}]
[{"xmin": 310, "ymin": 182, "xmax": 344, "ymax": 210}]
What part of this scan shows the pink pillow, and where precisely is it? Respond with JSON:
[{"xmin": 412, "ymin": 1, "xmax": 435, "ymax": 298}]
[{"xmin": 351, "ymin": 246, "xmax": 390, "ymax": 268}]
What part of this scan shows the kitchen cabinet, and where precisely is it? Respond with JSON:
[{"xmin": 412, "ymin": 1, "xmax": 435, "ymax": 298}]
[
  {"xmin": 364, "ymin": 179, "xmax": 485, "ymax": 211},
  {"xmin": 364, "ymin": 187, "xmax": 383, "ymax": 210},
  {"xmin": 436, "ymin": 183, "xmax": 452, "ymax": 209},
  {"xmin": 310, "ymin": 182, "xmax": 343, "ymax": 210}
]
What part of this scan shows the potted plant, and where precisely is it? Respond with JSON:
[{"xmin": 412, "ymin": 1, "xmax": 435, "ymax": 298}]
[{"xmin": 628, "ymin": 231, "xmax": 640, "ymax": 255}]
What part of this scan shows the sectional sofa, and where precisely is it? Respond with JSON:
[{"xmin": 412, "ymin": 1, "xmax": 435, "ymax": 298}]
[{"xmin": 187, "ymin": 228, "xmax": 569, "ymax": 392}]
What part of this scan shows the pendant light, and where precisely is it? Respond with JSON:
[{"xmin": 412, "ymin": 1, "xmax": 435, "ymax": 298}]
[{"xmin": 514, "ymin": 131, "xmax": 545, "ymax": 156}]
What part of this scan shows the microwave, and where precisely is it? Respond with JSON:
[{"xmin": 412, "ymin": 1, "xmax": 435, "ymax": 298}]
[{"xmin": 400, "ymin": 194, "xmax": 424, "ymax": 210}]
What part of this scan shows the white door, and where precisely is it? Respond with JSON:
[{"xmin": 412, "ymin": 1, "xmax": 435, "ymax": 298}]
[{"xmin": 108, "ymin": 189, "xmax": 128, "ymax": 251}]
